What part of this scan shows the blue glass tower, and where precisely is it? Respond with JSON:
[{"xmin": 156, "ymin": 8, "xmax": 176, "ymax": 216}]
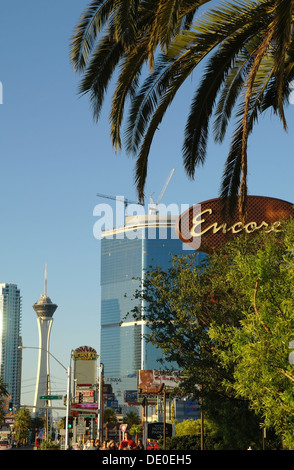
[{"xmin": 100, "ymin": 215, "xmax": 205, "ymax": 407}]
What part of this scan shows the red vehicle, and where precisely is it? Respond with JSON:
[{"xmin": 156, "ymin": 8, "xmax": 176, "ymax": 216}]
[
  {"xmin": 34, "ymin": 437, "xmax": 42, "ymax": 448},
  {"xmin": 146, "ymin": 441, "xmax": 160, "ymax": 450},
  {"xmin": 0, "ymin": 440, "xmax": 12, "ymax": 450}
]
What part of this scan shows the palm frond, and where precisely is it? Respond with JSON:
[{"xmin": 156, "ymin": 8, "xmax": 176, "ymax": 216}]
[
  {"xmin": 111, "ymin": 0, "xmax": 139, "ymax": 46},
  {"xmin": 125, "ymin": 56, "xmax": 170, "ymax": 155},
  {"xmin": 110, "ymin": 40, "xmax": 149, "ymax": 151},
  {"xmin": 213, "ymin": 53, "xmax": 248, "ymax": 143},
  {"xmin": 71, "ymin": 0, "xmax": 294, "ymax": 218},
  {"xmin": 70, "ymin": 0, "xmax": 114, "ymax": 72},
  {"xmin": 134, "ymin": 54, "xmax": 197, "ymax": 201},
  {"xmin": 182, "ymin": 18, "xmax": 263, "ymax": 178},
  {"xmin": 269, "ymin": 0, "xmax": 293, "ymax": 129},
  {"xmin": 79, "ymin": 34, "xmax": 124, "ymax": 121},
  {"xmin": 220, "ymin": 94, "xmax": 260, "ymax": 216}
]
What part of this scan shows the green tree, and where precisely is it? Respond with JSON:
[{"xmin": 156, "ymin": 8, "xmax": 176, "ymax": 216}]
[
  {"xmin": 0, "ymin": 377, "xmax": 9, "ymax": 427},
  {"xmin": 129, "ymin": 247, "xmax": 263, "ymax": 449},
  {"xmin": 123, "ymin": 410, "xmax": 141, "ymax": 428},
  {"xmin": 58, "ymin": 416, "xmax": 66, "ymax": 430},
  {"xmin": 103, "ymin": 407, "xmax": 118, "ymax": 440},
  {"xmin": 14, "ymin": 407, "xmax": 32, "ymax": 446},
  {"xmin": 0, "ymin": 376, "xmax": 8, "ymax": 397},
  {"xmin": 31, "ymin": 415, "xmax": 45, "ymax": 432},
  {"xmin": 129, "ymin": 424, "xmax": 142, "ymax": 442},
  {"xmin": 129, "ymin": 220, "xmax": 294, "ymax": 448},
  {"xmin": 175, "ymin": 418, "xmax": 210, "ymax": 436},
  {"xmin": 209, "ymin": 218, "xmax": 294, "ymax": 448}
]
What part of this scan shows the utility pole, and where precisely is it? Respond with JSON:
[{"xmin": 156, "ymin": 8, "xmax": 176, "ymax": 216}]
[
  {"xmin": 46, "ymin": 374, "xmax": 49, "ymax": 442},
  {"xmin": 98, "ymin": 363, "xmax": 104, "ymax": 442}
]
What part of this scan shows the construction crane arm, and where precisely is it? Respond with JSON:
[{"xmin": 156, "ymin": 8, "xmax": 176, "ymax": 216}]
[
  {"xmin": 156, "ymin": 168, "xmax": 175, "ymax": 205},
  {"xmin": 96, "ymin": 193, "xmax": 142, "ymax": 206}
]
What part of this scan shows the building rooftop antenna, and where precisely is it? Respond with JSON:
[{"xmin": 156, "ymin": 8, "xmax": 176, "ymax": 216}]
[{"xmin": 44, "ymin": 264, "xmax": 47, "ymax": 297}]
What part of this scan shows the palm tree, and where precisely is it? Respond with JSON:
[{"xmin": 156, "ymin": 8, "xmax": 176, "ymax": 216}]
[
  {"xmin": 0, "ymin": 376, "xmax": 8, "ymax": 397},
  {"xmin": 72, "ymin": 0, "xmax": 294, "ymax": 218},
  {"xmin": 103, "ymin": 407, "xmax": 118, "ymax": 440},
  {"xmin": 124, "ymin": 409, "xmax": 141, "ymax": 427},
  {"xmin": 14, "ymin": 407, "xmax": 32, "ymax": 446},
  {"xmin": 0, "ymin": 378, "xmax": 8, "ymax": 428},
  {"xmin": 70, "ymin": 1, "xmax": 211, "ymax": 172}
]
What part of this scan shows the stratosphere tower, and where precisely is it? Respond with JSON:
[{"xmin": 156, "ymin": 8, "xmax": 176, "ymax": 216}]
[{"xmin": 32, "ymin": 266, "xmax": 58, "ymax": 417}]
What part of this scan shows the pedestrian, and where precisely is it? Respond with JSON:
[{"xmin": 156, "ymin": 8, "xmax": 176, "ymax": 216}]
[
  {"xmin": 101, "ymin": 439, "xmax": 109, "ymax": 450},
  {"xmin": 95, "ymin": 439, "xmax": 100, "ymax": 449},
  {"xmin": 136, "ymin": 439, "xmax": 144, "ymax": 450},
  {"xmin": 108, "ymin": 440, "xmax": 117, "ymax": 450},
  {"xmin": 119, "ymin": 432, "xmax": 137, "ymax": 450},
  {"xmin": 85, "ymin": 439, "xmax": 97, "ymax": 450}
]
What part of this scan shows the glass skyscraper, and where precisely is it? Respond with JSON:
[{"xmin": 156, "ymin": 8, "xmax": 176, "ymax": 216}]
[
  {"xmin": 0, "ymin": 283, "xmax": 22, "ymax": 406},
  {"xmin": 100, "ymin": 215, "xmax": 205, "ymax": 407}
]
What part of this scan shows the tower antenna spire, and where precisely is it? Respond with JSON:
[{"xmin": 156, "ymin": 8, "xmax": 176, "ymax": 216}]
[{"xmin": 44, "ymin": 264, "xmax": 47, "ymax": 297}]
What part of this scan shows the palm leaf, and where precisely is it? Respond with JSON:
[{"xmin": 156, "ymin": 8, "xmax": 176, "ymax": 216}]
[
  {"xmin": 110, "ymin": 39, "xmax": 149, "ymax": 151},
  {"xmin": 71, "ymin": 0, "xmax": 114, "ymax": 72},
  {"xmin": 111, "ymin": 0, "xmax": 139, "ymax": 46},
  {"xmin": 182, "ymin": 18, "xmax": 265, "ymax": 178},
  {"xmin": 79, "ymin": 33, "xmax": 124, "ymax": 121}
]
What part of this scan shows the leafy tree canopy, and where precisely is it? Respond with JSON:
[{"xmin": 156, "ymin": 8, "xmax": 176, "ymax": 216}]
[{"xmin": 129, "ymin": 217, "xmax": 294, "ymax": 448}]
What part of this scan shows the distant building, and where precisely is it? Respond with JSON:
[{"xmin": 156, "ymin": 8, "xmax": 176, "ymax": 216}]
[
  {"xmin": 0, "ymin": 283, "xmax": 22, "ymax": 407},
  {"xmin": 100, "ymin": 214, "xmax": 205, "ymax": 411}
]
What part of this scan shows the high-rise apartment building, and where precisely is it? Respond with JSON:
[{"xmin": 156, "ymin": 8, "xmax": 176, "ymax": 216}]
[
  {"xmin": 0, "ymin": 283, "xmax": 22, "ymax": 407},
  {"xmin": 100, "ymin": 214, "xmax": 205, "ymax": 407}
]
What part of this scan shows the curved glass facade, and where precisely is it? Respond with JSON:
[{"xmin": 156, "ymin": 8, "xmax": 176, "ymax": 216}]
[{"xmin": 100, "ymin": 216, "xmax": 205, "ymax": 407}]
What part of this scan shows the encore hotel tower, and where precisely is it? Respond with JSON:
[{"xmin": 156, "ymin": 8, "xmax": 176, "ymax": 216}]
[{"xmin": 100, "ymin": 214, "xmax": 205, "ymax": 405}]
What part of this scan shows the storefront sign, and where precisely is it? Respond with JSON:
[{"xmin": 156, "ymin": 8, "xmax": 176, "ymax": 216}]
[
  {"xmin": 73, "ymin": 346, "xmax": 98, "ymax": 360},
  {"xmin": 147, "ymin": 422, "xmax": 173, "ymax": 440},
  {"xmin": 71, "ymin": 403, "xmax": 98, "ymax": 409},
  {"xmin": 176, "ymin": 196, "xmax": 294, "ymax": 252}
]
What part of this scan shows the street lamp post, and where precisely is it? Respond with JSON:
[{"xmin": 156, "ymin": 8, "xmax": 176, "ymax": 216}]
[
  {"xmin": 65, "ymin": 363, "xmax": 72, "ymax": 450},
  {"xmin": 97, "ymin": 363, "xmax": 104, "ymax": 442},
  {"xmin": 19, "ymin": 346, "xmax": 72, "ymax": 450}
]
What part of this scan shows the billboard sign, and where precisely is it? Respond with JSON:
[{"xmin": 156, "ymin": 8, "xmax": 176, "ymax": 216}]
[
  {"xmin": 124, "ymin": 390, "xmax": 138, "ymax": 403},
  {"xmin": 71, "ymin": 403, "xmax": 98, "ymax": 409},
  {"xmin": 137, "ymin": 370, "xmax": 182, "ymax": 394}
]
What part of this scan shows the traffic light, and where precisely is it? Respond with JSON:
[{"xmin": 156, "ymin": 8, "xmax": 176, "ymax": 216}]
[
  {"xmin": 68, "ymin": 417, "xmax": 73, "ymax": 438},
  {"xmin": 8, "ymin": 402, "xmax": 13, "ymax": 412},
  {"xmin": 78, "ymin": 392, "xmax": 83, "ymax": 403}
]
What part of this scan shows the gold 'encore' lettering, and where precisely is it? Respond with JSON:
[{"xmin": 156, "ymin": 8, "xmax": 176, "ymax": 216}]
[{"xmin": 190, "ymin": 209, "xmax": 283, "ymax": 237}]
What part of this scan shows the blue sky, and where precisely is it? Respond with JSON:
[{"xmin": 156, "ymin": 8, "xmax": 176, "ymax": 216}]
[{"xmin": 1, "ymin": 1, "xmax": 294, "ymax": 411}]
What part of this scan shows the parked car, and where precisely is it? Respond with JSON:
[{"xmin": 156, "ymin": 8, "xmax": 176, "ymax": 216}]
[{"xmin": 0, "ymin": 440, "xmax": 12, "ymax": 450}]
